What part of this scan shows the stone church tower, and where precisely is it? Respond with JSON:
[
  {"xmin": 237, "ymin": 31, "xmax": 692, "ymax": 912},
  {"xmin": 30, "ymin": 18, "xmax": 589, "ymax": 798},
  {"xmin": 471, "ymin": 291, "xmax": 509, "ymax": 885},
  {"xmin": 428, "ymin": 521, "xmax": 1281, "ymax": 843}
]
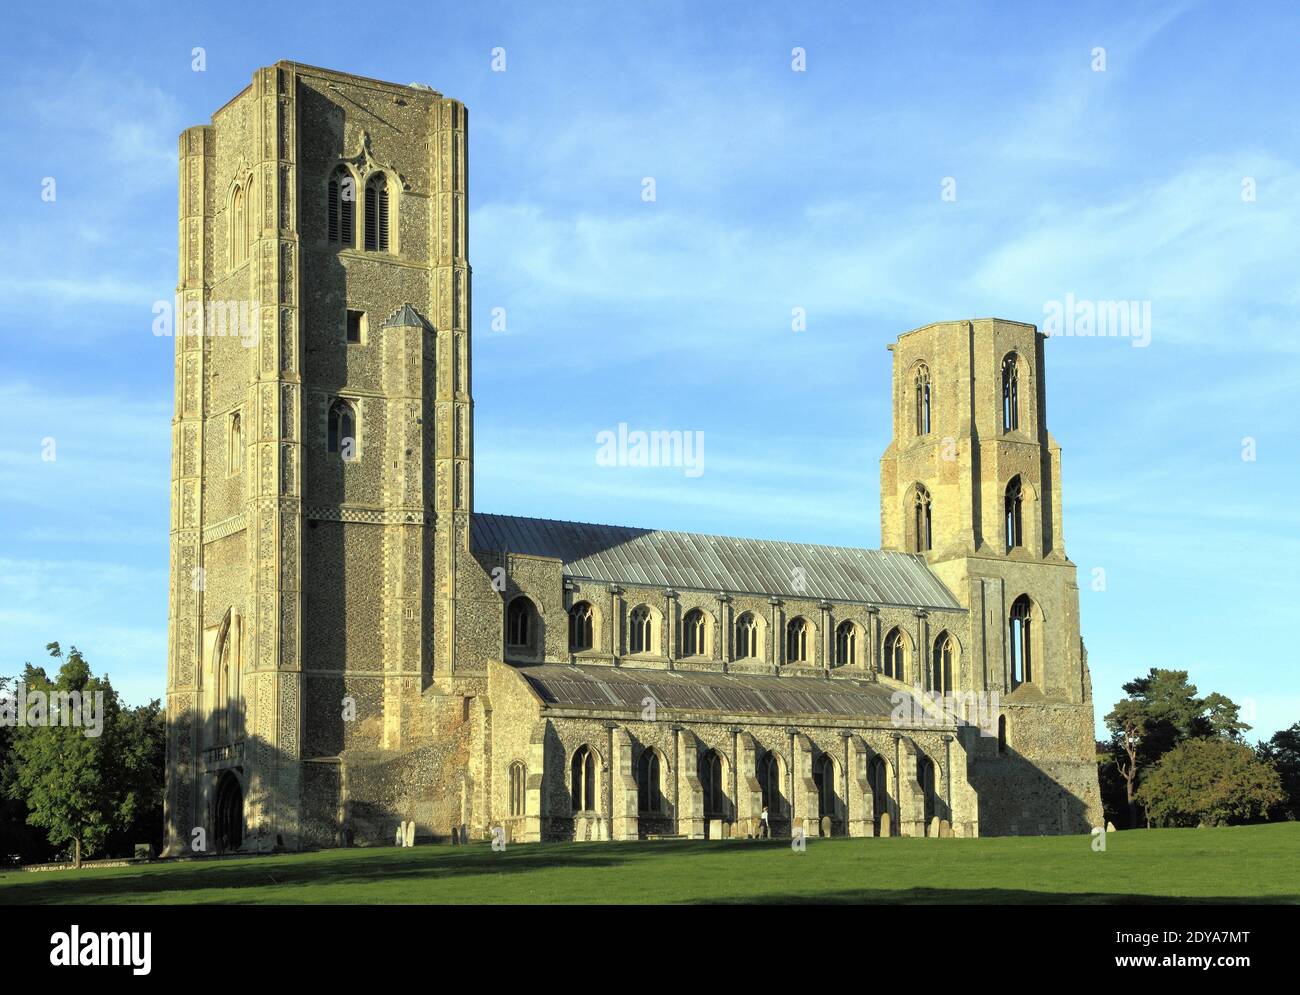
[
  {"xmin": 165, "ymin": 63, "xmax": 499, "ymax": 854},
  {"xmin": 166, "ymin": 64, "xmax": 1101, "ymax": 855},
  {"xmin": 880, "ymin": 320, "xmax": 1100, "ymax": 834}
]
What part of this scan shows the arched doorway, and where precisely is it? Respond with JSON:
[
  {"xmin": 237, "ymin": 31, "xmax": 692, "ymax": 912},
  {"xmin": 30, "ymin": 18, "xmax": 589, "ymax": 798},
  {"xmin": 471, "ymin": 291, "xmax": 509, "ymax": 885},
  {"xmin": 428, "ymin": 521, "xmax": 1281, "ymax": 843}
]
[{"xmin": 214, "ymin": 770, "xmax": 244, "ymax": 852}]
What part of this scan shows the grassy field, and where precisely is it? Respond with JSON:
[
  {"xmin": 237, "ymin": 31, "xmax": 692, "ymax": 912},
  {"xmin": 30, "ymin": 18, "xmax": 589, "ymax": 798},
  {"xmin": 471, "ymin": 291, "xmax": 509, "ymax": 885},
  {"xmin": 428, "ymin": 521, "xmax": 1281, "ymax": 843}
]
[{"xmin": 2, "ymin": 822, "xmax": 1297, "ymax": 904}]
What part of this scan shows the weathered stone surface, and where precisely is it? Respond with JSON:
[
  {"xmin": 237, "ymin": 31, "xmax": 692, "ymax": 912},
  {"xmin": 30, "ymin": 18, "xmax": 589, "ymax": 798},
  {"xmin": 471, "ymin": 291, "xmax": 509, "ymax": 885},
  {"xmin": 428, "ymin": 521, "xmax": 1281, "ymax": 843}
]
[{"xmin": 164, "ymin": 64, "xmax": 1102, "ymax": 858}]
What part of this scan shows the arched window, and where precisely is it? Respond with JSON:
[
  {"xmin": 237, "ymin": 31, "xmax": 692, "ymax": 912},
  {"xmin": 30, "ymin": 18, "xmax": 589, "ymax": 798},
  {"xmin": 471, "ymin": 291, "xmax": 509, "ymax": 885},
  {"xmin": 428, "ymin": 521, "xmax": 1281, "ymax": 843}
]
[
  {"xmin": 229, "ymin": 183, "xmax": 247, "ymax": 268},
  {"xmin": 364, "ymin": 174, "xmax": 390, "ymax": 252},
  {"xmin": 917, "ymin": 754, "xmax": 936, "ymax": 830},
  {"xmin": 636, "ymin": 749, "xmax": 662, "ymax": 814},
  {"xmin": 568, "ymin": 601, "xmax": 593, "ymax": 652},
  {"xmin": 1005, "ymin": 476, "xmax": 1023, "ymax": 551},
  {"xmin": 814, "ymin": 753, "xmax": 837, "ymax": 822},
  {"xmin": 327, "ymin": 166, "xmax": 355, "ymax": 245},
  {"xmin": 834, "ymin": 620, "xmax": 857, "ymax": 667},
  {"xmin": 228, "ymin": 411, "xmax": 242, "ymax": 475},
  {"xmin": 869, "ymin": 755, "xmax": 890, "ymax": 834},
  {"xmin": 699, "ymin": 749, "xmax": 724, "ymax": 818},
  {"xmin": 914, "ymin": 363, "xmax": 932, "ymax": 435},
  {"xmin": 1009, "ymin": 595, "xmax": 1033, "ymax": 686},
  {"xmin": 508, "ymin": 761, "xmax": 527, "ymax": 817},
  {"xmin": 327, "ymin": 399, "xmax": 357, "ymax": 461},
  {"xmin": 758, "ymin": 751, "xmax": 783, "ymax": 813},
  {"xmin": 1002, "ymin": 354, "xmax": 1020, "ymax": 431},
  {"xmin": 882, "ymin": 627, "xmax": 907, "ymax": 681},
  {"xmin": 786, "ymin": 617, "xmax": 809, "ymax": 663},
  {"xmin": 628, "ymin": 606, "xmax": 653, "ymax": 654},
  {"xmin": 571, "ymin": 745, "xmax": 596, "ymax": 811},
  {"xmin": 682, "ymin": 608, "xmax": 706, "ymax": 657},
  {"xmin": 932, "ymin": 633, "xmax": 955, "ymax": 695},
  {"xmin": 215, "ymin": 633, "xmax": 231, "ymax": 743},
  {"xmin": 734, "ymin": 612, "xmax": 758, "ymax": 659},
  {"xmin": 506, "ymin": 597, "xmax": 535, "ymax": 650},
  {"xmin": 913, "ymin": 484, "xmax": 933, "ymax": 553}
]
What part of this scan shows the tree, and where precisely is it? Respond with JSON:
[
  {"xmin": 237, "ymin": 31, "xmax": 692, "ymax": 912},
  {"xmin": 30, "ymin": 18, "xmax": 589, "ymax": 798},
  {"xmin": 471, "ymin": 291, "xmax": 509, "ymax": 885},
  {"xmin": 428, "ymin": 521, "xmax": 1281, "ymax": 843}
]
[
  {"xmin": 1256, "ymin": 723, "xmax": 1300, "ymax": 821},
  {"xmin": 1105, "ymin": 700, "xmax": 1146, "ymax": 828},
  {"xmin": 7, "ymin": 646, "xmax": 120, "ymax": 866},
  {"xmin": 1122, "ymin": 669, "xmax": 1249, "ymax": 762},
  {"xmin": 5, "ymin": 645, "xmax": 167, "ymax": 866},
  {"xmin": 1095, "ymin": 739, "xmax": 1128, "ymax": 829},
  {"xmin": 0, "ymin": 676, "xmax": 57, "ymax": 865},
  {"xmin": 1103, "ymin": 669, "xmax": 1249, "ymax": 828},
  {"xmin": 103, "ymin": 698, "xmax": 166, "ymax": 857},
  {"xmin": 1200, "ymin": 691, "xmax": 1251, "ymax": 742},
  {"xmin": 1136, "ymin": 738, "xmax": 1283, "ymax": 827}
]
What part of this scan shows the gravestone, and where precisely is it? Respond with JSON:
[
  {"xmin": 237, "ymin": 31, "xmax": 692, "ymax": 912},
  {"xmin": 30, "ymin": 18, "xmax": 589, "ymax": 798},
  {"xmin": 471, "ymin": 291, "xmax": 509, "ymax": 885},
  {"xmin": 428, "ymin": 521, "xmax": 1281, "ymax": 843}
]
[
  {"xmin": 451, "ymin": 826, "xmax": 459, "ymax": 845},
  {"xmin": 1106, "ymin": 821, "xmax": 1116, "ymax": 832},
  {"xmin": 939, "ymin": 819, "xmax": 952, "ymax": 838},
  {"xmin": 929, "ymin": 816, "xmax": 940, "ymax": 837},
  {"xmin": 879, "ymin": 812, "xmax": 891, "ymax": 837},
  {"xmin": 821, "ymin": 816, "xmax": 832, "ymax": 838},
  {"xmin": 133, "ymin": 844, "xmax": 152, "ymax": 860},
  {"xmin": 395, "ymin": 824, "xmax": 405, "ymax": 846},
  {"xmin": 403, "ymin": 821, "xmax": 415, "ymax": 847}
]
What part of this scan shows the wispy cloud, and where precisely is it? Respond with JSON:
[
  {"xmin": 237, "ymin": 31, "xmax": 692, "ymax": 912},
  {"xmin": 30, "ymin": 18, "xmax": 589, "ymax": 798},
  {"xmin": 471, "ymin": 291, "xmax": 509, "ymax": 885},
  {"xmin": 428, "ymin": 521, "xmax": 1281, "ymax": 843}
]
[{"xmin": 0, "ymin": 556, "xmax": 167, "ymax": 705}]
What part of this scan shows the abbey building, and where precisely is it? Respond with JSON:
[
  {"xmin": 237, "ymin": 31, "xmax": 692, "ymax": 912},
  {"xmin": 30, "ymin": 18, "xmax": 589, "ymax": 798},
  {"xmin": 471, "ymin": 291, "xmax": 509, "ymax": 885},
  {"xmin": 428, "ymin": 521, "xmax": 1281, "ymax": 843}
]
[{"xmin": 163, "ymin": 62, "xmax": 1103, "ymax": 854}]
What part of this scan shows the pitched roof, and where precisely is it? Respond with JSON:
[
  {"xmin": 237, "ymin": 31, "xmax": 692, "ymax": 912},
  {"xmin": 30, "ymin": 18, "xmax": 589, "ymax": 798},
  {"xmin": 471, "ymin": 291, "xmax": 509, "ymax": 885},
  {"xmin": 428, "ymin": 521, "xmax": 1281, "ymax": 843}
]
[
  {"xmin": 516, "ymin": 663, "xmax": 929, "ymax": 722},
  {"xmin": 383, "ymin": 303, "xmax": 427, "ymax": 328},
  {"xmin": 471, "ymin": 513, "xmax": 961, "ymax": 610}
]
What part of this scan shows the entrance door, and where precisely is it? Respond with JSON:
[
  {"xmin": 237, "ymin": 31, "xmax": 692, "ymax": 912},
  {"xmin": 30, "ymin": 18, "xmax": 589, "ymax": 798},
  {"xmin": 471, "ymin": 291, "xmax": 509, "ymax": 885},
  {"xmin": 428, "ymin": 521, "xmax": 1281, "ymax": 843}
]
[{"xmin": 215, "ymin": 770, "xmax": 244, "ymax": 851}]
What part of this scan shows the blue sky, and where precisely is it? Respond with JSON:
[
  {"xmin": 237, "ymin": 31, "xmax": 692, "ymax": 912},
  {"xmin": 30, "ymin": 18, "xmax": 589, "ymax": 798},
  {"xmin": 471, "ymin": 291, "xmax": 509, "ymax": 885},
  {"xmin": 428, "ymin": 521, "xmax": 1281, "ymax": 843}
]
[{"xmin": 1, "ymin": 0, "xmax": 1297, "ymax": 741}]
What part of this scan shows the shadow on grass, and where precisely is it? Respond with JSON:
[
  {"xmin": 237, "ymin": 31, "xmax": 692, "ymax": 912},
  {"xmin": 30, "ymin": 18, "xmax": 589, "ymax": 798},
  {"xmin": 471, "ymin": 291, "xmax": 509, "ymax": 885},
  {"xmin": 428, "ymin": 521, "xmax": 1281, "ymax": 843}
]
[
  {"xmin": 2, "ymin": 841, "xmax": 698, "ymax": 905},
  {"xmin": 3, "ymin": 838, "xmax": 818, "ymax": 905},
  {"xmin": 692, "ymin": 888, "xmax": 1300, "ymax": 905}
]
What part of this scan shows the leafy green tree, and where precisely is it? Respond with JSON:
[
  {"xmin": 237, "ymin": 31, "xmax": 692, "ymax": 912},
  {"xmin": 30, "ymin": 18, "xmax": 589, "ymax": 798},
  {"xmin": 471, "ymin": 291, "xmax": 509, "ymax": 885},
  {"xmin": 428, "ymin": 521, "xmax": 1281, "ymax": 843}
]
[
  {"xmin": 1136, "ymin": 738, "xmax": 1283, "ymax": 827},
  {"xmin": 1256, "ymin": 723, "xmax": 1300, "ymax": 821},
  {"xmin": 6, "ymin": 645, "xmax": 124, "ymax": 867},
  {"xmin": 103, "ymin": 698, "xmax": 166, "ymax": 857},
  {"xmin": 1104, "ymin": 669, "xmax": 1249, "ymax": 828},
  {"xmin": 0, "ymin": 677, "xmax": 57, "ymax": 865},
  {"xmin": 1200, "ymin": 691, "xmax": 1251, "ymax": 742}
]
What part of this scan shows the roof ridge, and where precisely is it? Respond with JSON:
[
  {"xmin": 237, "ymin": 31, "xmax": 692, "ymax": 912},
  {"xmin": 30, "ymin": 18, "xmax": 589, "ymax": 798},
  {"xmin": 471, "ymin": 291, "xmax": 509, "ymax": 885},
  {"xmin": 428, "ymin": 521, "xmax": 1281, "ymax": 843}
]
[
  {"xmin": 470, "ymin": 511, "xmax": 961, "ymax": 610},
  {"xmin": 474, "ymin": 509, "xmax": 916, "ymax": 559}
]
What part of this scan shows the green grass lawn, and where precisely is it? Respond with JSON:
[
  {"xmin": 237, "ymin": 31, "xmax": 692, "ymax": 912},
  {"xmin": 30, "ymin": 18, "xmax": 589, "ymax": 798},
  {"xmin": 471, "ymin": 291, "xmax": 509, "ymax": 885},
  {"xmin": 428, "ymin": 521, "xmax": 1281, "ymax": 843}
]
[{"xmin": 2, "ymin": 822, "xmax": 1297, "ymax": 904}]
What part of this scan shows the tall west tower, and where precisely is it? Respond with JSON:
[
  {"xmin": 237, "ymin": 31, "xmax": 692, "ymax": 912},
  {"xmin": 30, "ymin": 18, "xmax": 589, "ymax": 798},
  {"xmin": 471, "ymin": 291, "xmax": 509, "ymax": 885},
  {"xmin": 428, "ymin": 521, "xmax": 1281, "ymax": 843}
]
[
  {"xmin": 165, "ymin": 64, "xmax": 494, "ymax": 855},
  {"xmin": 880, "ymin": 319, "xmax": 1102, "ymax": 834}
]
